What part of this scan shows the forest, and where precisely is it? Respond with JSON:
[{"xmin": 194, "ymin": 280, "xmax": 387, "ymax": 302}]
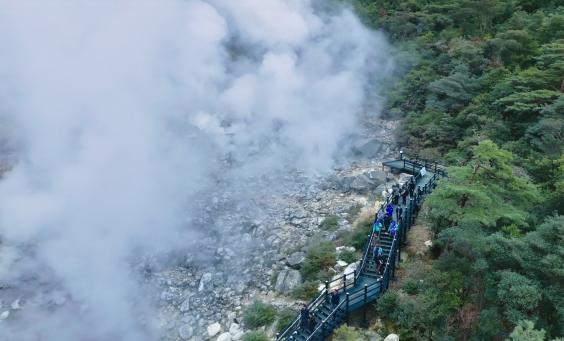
[{"xmin": 341, "ymin": 0, "xmax": 563, "ymax": 339}]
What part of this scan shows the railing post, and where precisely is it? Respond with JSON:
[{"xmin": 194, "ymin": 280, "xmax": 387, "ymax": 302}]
[
  {"xmin": 353, "ymin": 270, "xmax": 357, "ymax": 286},
  {"xmin": 363, "ymin": 284, "xmax": 368, "ymax": 326},
  {"xmin": 379, "ymin": 278, "xmax": 384, "ymax": 296},
  {"xmin": 343, "ymin": 274, "xmax": 346, "ymax": 290},
  {"xmin": 346, "ymin": 292, "xmax": 350, "ymax": 325},
  {"xmin": 276, "ymin": 333, "xmax": 280, "ymax": 339},
  {"xmin": 325, "ymin": 281, "xmax": 329, "ymax": 302},
  {"xmin": 397, "ymin": 231, "xmax": 402, "ymax": 263},
  {"xmin": 409, "ymin": 198, "xmax": 414, "ymax": 228}
]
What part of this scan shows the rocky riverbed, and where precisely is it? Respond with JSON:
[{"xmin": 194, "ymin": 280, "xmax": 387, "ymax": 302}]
[{"xmin": 0, "ymin": 119, "xmax": 402, "ymax": 340}]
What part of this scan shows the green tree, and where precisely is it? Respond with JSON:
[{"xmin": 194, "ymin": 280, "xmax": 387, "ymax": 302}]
[{"xmin": 508, "ymin": 320, "xmax": 546, "ymax": 341}]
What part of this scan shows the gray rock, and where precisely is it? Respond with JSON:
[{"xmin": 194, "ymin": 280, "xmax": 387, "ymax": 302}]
[
  {"xmin": 349, "ymin": 174, "xmax": 378, "ymax": 193},
  {"xmin": 199, "ymin": 273, "xmax": 213, "ymax": 292},
  {"xmin": 286, "ymin": 252, "xmax": 305, "ymax": 269},
  {"xmin": 217, "ymin": 332, "xmax": 232, "ymax": 341},
  {"xmin": 275, "ymin": 269, "xmax": 302, "ymax": 293},
  {"xmin": 384, "ymin": 334, "xmax": 399, "ymax": 341},
  {"xmin": 178, "ymin": 325, "xmax": 193, "ymax": 340},
  {"xmin": 353, "ymin": 138, "xmax": 382, "ymax": 158}
]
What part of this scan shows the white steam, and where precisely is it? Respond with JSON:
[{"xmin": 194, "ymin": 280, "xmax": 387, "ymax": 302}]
[{"xmin": 0, "ymin": 0, "xmax": 392, "ymax": 340}]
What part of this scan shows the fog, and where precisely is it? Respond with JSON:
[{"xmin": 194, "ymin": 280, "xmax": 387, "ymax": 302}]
[{"xmin": 0, "ymin": 1, "xmax": 392, "ymax": 339}]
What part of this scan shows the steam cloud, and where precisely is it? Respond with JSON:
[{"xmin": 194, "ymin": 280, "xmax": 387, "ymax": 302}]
[{"xmin": 0, "ymin": 1, "xmax": 392, "ymax": 340}]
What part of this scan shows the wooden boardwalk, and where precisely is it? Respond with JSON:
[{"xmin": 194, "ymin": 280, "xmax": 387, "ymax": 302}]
[{"xmin": 277, "ymin": 158, "xmax": 444, "ymax": 340}]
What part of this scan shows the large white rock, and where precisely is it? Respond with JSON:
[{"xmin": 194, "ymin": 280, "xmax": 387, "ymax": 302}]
[
  {"xmin": 207, "ymin": 322, "xmax": 221, "ymax": 337},
  {"xmin": 217, "ymin": 332, "xmax": 232, "ymax": 341},
  {"xmin": 229, "ymin": 323, "xmax": 240, "ymax": 335},
  {"xmin": 0, "ymin": 310, "xmax": 9, "ymax": 320},
  {"xmin": 384, "ymin": 334, "xmax": 399, "ymax": 341}
]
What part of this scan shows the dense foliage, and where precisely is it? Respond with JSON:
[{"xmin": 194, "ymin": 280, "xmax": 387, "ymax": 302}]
[
  {"xmin": 242, "ymin": 300, "xmax": 277, "ymax": 329},
  {"xmin": 346, "ymin": 0, "xmax": 563, "ymax": 339}
]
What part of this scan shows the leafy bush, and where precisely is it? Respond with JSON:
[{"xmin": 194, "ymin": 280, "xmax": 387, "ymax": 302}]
[
  {"xmin": 291, "ymin": 281, "xmax": 320, "ymax": 300},
  {"xmin": 300, "ymin": 241, "xmax": 336, "ymax": 281},
  {"xmin": 343, "ymin": 218, "xmax": 372, "ymax": 250},
  {"xmin": 377, "ymin": 291, "xmax": 400, "ymax": 318},
  {"xmin": 338, "ymin": 249, "xmax": 357, "ymax": 264},
  {"xmin": 333, "ymin": 325, "xmax": 368, "ymax": 341},
  {"xmin": 242, "ymin": 300, "xmax": 276, "ymax": 329},
  {"xmin": 402, "ymin": 278, "xmax": 420, "ymax": 295},
  {"xmin": 276, "ymin": 308, "xmax": 296, "ymax": 333},
  {"xmin": 241, "ymin": 331, "xmax": 270, "ymax": 341},
  {"xmin": 321, "ymin": 215, "xmax": 340, "ymax": 231}
]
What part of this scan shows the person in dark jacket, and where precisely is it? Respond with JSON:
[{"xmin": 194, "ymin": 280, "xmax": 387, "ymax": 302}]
[
  {"xmin": 330, "ymin": 290, "xmax": 340, "ymax": 308},
  {"xmin": 376, "ymin": 252, "xmax": 386, "ymax": 274},
  {"xmin": 300, "ymin": 305, "xmax": 310, "ymax": 331},
  {"xmin": 408, "ymin": 178, "xmax": 416, "ymax": 197},
  {"xmin": 383, "ymin": 213, "xmax": 392, "ymax": 230},
  {"xmin": 401, "ymin": 187, "xmax": 409, "ymax": 205},
  {"xmin": 396, "ymin": 206, "xmax": 403, "ymax": 222}
]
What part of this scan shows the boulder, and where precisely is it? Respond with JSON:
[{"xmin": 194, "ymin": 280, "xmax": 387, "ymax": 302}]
[
  {"xmin": 0, "ymin": 310, "xmax": 9, "ymax": 320},
  {"xmin": 286, "ymin": 252, "xmax": 305, "ymax": 269},
  {"xmin": 207, "ymin": 322, "xmax": 221, "ymax": 337},
  {"xmin": 384, "ymin": 334, "xmax": 399, "ymax": 341},
  {"xmin": 353, "ymin": 138, "xmax": 382, "ymax": 158},
  {"xmin": 228, "ymin": 323, "xmax": 240, "ymax": 335},
  {"xmin": 198, "ymin": 273, "xmax": 213, "ymax": 292},
  {"xmin": 337, "ymin": 172, "xmax": 385, "ymax": 194},
  {"xmin": 349, "ymin": 174, "xmax": 377, "ymax": 193},
  {"xmin": 178, "ymin": 325, "xmax": 193, "ymax": 340},
  {"xmin": 217, "ymin": 332, "xmax": 232, "ymax": 341},
  {"xmin": 274, "ymin": 269, "xmax": 302, "ymax": 293}
]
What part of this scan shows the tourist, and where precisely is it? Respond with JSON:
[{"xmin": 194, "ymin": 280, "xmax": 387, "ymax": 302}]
[
  {"xmin": 390, "ymin": 222, "xmax": 398, "ymax": 238},
  {"xmin": 383, "ymin": 213, "xmax": 392, "ymax": 230},
  {"xmin": 376, "ymin": 252, "xmax": 385, "ymax": 274},
  {"xmin": 330, "ymin": 290, "xmax": 340, "ymax": 309},
  {"xmin": 408, "ymin": 177, "xmax": 416, "ymax": 197},
  {"xmin": 401, "ymin": 186, "xmax": 409, "ymax": 205},
  {"xmin": 372, "ymin": 220, "xmax": 382, "ymax": 239},
  {"xmin": 377, "ymin": 209, "xmax": 384, "ymax": 223},
  {"xmin": 396, "ymin": 206, "xmax": 403, "ymax": 222},
  {"xmin": 300, "ymin": 304, "xmax": 310, "ymax": 331},
  {"xmin": 392, "ymin": 185, "xmax": 400, "ymax": 205},
  {"xmin": 386, "ymin": 203, "xmax": 394, "ymax": 216}
]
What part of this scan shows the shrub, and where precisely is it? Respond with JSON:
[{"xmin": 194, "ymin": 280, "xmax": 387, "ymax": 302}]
[
  {"xmin": 343, "ymin": 218, "xmax": 372, "ymax": 250},
  {"xmin": 321, "ymin": 215, "xmax": 340, "ymax": 231},
  {"xmin": 333, "ymin": 325, "xmax": 368, "ymax": 341},
  {"xmin": 338, "ymin": 249, "xmax": 357, "ymax": 264},
  {"xmin": 377, "ymin": 291, "xmax": 400, "ymax": 318},
  {"xmin": 242, "ymin": 300, "xmax": 276, "ymax": 329},
  {"xmin": 300, "ymin": 241, "xmax": 336, "ymax": 281},
  {"xmin": 276, "ymin": 308, "xmax": 296, "ymax": 333},
  {"xmin": 241, "ymin": 331, "xmax": 270, "ymax": 341},
  {"xmin": 429, "ymin": 240, "xmax": 442, "ymax": 259},
  {"xmin": 402, "ymin": 278, "xmax": 420, "ymax": 295},
  {"xmin": 291, "ymin": 281, "xmax": 320, "ymax": 300}
]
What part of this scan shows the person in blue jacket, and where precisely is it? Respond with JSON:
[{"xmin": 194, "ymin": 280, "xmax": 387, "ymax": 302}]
[
  {"xmin": 390, "ymin": 221, "xmax": 398, "ymax": 238},
  {"xmin": 386, "ymin": 203, "xmax": 394, "ymax": 216}
]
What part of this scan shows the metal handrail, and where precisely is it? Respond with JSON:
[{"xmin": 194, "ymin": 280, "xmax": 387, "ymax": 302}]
[
  {"xmin": 277, "ymin": 157, "xmax": 446, "ymax": 340},
  {"xmin": 305, "ymin": 300, "xmax": 346, "ymax": 341}
]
